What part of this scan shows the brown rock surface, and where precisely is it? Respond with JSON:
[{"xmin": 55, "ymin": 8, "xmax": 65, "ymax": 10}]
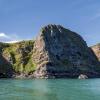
[{"xmin": 91, "ymin": 43, "xmax": 100, "ymax": 61}]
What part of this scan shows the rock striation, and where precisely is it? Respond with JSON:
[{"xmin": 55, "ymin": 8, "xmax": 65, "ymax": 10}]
[
  {"xmin": 33, "ymin": 24, "xmax": 100, "ymax": 78},
  {"xmin": 0, "ymin": 24, "xmax": 100, "ymax": 78}
]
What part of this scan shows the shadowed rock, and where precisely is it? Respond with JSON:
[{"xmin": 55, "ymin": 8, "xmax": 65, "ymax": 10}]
[
  {"xmin": 0, "ymin": 54, "xmax": 14, "ymax": 78},
  {"xmin": 33, "ymin": 24, "xmax": 100, "ymax": 78}
]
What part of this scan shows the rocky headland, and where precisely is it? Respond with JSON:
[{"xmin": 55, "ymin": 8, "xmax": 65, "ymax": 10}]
[{"xmin": 0, "ymin": 24, "xmax": 100, "ymax": 78}]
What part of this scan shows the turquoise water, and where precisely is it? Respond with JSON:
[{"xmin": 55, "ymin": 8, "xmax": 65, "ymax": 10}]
[{"xmin": 0, "ymin": 79, "xmax": 100, "ymax": 100}]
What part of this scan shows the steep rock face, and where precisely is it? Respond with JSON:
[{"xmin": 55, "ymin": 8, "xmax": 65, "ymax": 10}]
[
  {"xmin": 33, "ymin": 24, "xmax": 100, "ymax": 78},
  {"xmin": 0, "ymin": 25, "xmax": 100, "ymax": 78},
  {"xmin": 91, "ymin": 44, "xmax": 100, "ymax": 61}
]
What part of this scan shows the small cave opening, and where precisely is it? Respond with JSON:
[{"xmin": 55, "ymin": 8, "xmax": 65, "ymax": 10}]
[
  {"xmin": 77, "ymin": 52, "xmax": 81, "ymax": 56},
  {"xmin": 0, "ymin": 72, "xmax": 7, "ymax": 78},
  {"xmin": 56, "ymin": 55, "xmax": 60, "ymax": 60}
]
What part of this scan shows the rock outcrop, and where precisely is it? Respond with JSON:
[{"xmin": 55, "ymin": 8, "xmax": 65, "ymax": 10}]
[
  {"xmin": 91, "ymin": 44, "xmax": 100, "ymax": 61},
  {"xmin": 0, "ymin": 24, "xmax": 100, "ymax": 78},
  {"xmin": 78, "ymin": 74, "xmax": 88, "ymax": 79},
  {"xmin": 33, "ymin": 24, "xmax": 100, "ymax": 78}
]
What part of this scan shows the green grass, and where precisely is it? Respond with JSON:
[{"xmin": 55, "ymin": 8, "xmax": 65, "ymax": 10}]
[{"xmin": 2, "ymin": 40, "xmax": 37, "ymax": 74}]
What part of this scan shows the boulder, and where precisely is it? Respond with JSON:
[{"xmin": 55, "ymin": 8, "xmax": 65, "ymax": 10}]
[{"xmin": 78, "ymin": 74, "xmax": 88, "ymax": 79}]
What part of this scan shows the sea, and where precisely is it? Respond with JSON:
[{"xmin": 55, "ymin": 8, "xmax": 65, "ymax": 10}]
[{"xmin": 0, "ymin": 79, "xmax": 100, "ymax": 100}]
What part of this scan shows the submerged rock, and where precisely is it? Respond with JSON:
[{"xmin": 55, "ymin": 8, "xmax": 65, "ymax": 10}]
[{"xmin": 78, "ymin": 74, "xmax": 88, "ymax": 79}]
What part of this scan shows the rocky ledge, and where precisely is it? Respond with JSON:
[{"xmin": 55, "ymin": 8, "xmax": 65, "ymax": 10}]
[{"xmin": 0, "ymin": 24, "xmax": 100, "ymax": 78}]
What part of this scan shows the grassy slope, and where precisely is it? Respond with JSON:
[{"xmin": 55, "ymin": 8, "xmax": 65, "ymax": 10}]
[{"xmin": 1, "ymin": 40, "xmax": 36, "ymax": 74}]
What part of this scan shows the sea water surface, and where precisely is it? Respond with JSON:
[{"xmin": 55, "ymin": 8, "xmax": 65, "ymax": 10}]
[{"xmin": 0, "ymin": 79, "xmax": 100, "ymax": 100}]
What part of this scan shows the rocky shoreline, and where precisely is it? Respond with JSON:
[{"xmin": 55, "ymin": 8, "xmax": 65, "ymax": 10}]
[{"xmin": 0, "ymin": 24, "xmax": 100, "ymax": 79}]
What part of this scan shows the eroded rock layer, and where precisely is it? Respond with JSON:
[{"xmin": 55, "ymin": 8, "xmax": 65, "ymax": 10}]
[
  {"xmin": 33, "ymin": 25, "xmax": 100, "ymax": 78},
  {"xmin": 0, "ymin": 24, "xmax": 100, "ymax": 78}
]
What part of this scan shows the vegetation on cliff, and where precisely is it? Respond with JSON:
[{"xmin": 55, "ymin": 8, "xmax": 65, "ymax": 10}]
[
  {"xmin": 0, "ymin": 24, "xmax": 100, "ymax": 78},
  {"xmin": 0, "ymin": 40, "xmax": 37, "ymax": 76}
]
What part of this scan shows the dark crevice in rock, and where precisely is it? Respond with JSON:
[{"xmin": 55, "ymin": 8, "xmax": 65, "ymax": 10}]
[{"xmin": 0, "ymin": 54, "xmax": 14, "ymax": 78}]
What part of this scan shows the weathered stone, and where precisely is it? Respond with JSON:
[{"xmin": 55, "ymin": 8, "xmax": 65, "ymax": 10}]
[
  {"xmin": 78, "ymin": 74, "xmax": 88, "ymax": 79},
  {"xmin": 33, "ymin": 24, "xmax": 100, "ymax": 78}
]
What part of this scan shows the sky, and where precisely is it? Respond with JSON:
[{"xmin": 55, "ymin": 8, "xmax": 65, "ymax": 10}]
[{"xmin": 0, "ymin": 0, "xmax": 100, "ymax": 46}]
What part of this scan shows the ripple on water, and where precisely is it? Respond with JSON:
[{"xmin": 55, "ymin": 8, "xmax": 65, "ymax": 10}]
[{"xmin": 0, "ymin": 79, "xmax": 100, "ymax": 100}]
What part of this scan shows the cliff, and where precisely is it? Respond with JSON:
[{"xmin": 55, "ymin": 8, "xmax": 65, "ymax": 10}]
[
  {"xmin": 33, "ymin": 25, "xmax": 100, "ymax": 78},
  {"xmin": 91, "ymin": 44, "xmax": 100, "ymax": 61},
  {"xmin": 0, "ymin": 24, "xmax": 100, "ymax": 78}
]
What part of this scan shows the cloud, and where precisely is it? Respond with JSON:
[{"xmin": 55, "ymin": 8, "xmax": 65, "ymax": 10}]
[
  {"xmin": 0, "ymin": 32, "xmax": 21, "ymax": 43},
  {"xmin": 5, "ymin": 40, "xmax": 19, "ymax": 43},
  {"xmin": 0, "ymin": 33, "xmax": 10, "ymax": 38}
]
